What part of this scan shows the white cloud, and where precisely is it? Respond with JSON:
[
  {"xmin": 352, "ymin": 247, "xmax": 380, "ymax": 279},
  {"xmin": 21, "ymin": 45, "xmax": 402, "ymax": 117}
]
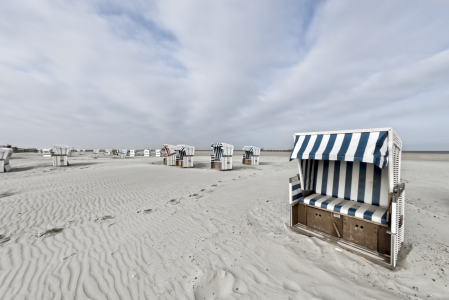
[{"xmin": 0, "ymin": 0, "xmax": 448, "ymax": 150}]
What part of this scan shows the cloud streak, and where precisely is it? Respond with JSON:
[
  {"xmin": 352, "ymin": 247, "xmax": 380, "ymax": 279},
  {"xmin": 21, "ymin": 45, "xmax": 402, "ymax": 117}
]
[{"xmin": 0, "ymin": 0, "xmax": 448, "ymax": 150}]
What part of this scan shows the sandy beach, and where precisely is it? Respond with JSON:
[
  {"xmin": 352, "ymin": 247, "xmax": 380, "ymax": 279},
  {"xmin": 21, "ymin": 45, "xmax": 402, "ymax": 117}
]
[{"xmin": 0, "ymin": 152, "xmax": 448, "ymax": 299}]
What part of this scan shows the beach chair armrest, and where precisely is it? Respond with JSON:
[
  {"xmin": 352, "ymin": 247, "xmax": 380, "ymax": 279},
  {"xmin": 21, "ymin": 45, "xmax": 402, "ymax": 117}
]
[{"xmin": 386, "ymin": 182, "xmax": 405, "ymax": 223}]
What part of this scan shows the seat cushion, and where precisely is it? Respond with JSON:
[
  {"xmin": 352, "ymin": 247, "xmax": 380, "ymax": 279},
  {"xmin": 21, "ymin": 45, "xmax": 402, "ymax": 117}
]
[{"xmin": 300, "ymin": 193, "xmax": 388, "ymax": 225}]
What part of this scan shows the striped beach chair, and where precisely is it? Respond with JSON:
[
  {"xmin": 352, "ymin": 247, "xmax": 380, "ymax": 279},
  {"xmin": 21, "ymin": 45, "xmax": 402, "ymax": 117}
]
[
  {"xmin": 162, "ymin": 144, "xmax": 176, "ymax": 166},
  {"xmin": 289, "ymin": 128, "xmax": 405, "ymax": 269},
  {"xmin": 144, "ymin": 149, "xmax": 151, "ymax": 157},
  {"xmin": 52, "ymin": 145, "xmax": 70, "ymax": 166},
  {"xmin": 0, "ymin": 148, "xmax": 13, "ymax": 172},
  {"xmin": 242, "ymin": 146, "xmax": 261, "ymax": 165},
  {"xmin": 174, "ymin": 145, "xmax": 195, "ymax": 168},
  {"xmin": 211, "ymin": 143, "xmax": 234, "ymax": 170}
]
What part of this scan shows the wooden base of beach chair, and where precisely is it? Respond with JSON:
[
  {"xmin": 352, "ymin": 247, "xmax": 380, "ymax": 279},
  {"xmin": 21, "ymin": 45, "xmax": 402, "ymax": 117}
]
[
  {"xmin": 291, "ymin": 203, "xmax": 391, "ymax": 259},
  {"xmin": 242, "ymin": 159, "xmax": 251, "ymax": 165},
  {"xmin": 211, "ymin": 162, "xmax": 222, "ymax": 169},
  {"xmin": 291, "ymin": 222, "xmax": 391, "ymax": 266},
  {"xmin": 176, "ymin": 161, "xmax": 183, "ymax": 167}
]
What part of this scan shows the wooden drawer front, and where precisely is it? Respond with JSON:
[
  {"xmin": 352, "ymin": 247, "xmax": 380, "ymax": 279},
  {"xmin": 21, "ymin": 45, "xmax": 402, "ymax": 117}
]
[
  {"xmin": 306, "ymin": 207, "xmax": 333, "ymax": 235},
  {"xmin": 343, "ymin": 217, "xmax": 378, "ymax": 251}
]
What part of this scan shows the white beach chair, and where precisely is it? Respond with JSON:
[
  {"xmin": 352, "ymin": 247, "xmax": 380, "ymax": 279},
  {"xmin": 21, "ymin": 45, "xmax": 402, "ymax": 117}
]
[
  {"xmin": 175, "ymin": 145, "xmax": 195, "ymax": 168},
  {"xmin": 92, "ymin": 149, "xmax": 100, "ymax": 159},
  {"xmin": 155, "ymin": 149, "xmax": 161, "ymax": 157},
  {"xmin": 0, "ymin": 148, "xmax": 13, "ymax": 172},
  {"xmin": 105, "ymin": 149, "xmax": 112, "ymax": 156},
  {"xmin": 42, "ymin": 148, "xmax": 52, "ymax": 157},
  {"xmin": 52, "ymin": 145, "xmax": 70, "ymax": 166},
  {"xmin": 288, "ymin": 128, "xmax": 405, "ymax": 269},
  {"xmin": 119, "ymin": 149, "xmax": 127, "ymax": 158},
  {"xmin": 162, "ymin": 144, "xmax": 176, "ymax": 166},
  {"xmin": 211, "ymin": 143, "xmax": 234, "ymax": 170},
  {"xmin": 144, "ymin": 149, "xmax": 151, "ymax": 157},
  {"xmin": 130, "ymin": 150, "xmax": 136, "ymax": 157},
  {"xmin": 242, "ymin": 146, "xmax": 261, "ymax": 165}
]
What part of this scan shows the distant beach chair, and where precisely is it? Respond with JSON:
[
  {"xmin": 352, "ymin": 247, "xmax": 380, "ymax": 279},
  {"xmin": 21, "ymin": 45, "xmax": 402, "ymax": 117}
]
[
  {"xmin": 162, "ymin": 144, "xmax": 176, "ymax": 166},
  {"xmin": 155, "ymin": 149, "xmax": 161, "ymax": 157},
  {"xmin": 52, "ymin": 145, "xmax": 70, "ymax": 166},
  {"xmin": 144, "ymin": 149, "xmax": 151, "ymax": 157},
  {"xmin": 211, "ymin": 143, "xmax": 234, "ymax": 170},
  {"xmin": 105, "ymin": 149, "xmax": 112, "ymax": 156},
  {"xmin": 0, "ymin": 148, "xmax": 13, "ymax": 172},
  {"xmin": 42, "ymin": 148, "xmax": 52, "ymax": 157},
  {"xmin": 289, "ymin": 128, "xmax": 405, "ymax": 269},
  {"xmin": 130, "ymin": 150, "xmax": 136, "ymax": 157},
  {"xmin": 92, "ymin": 149, "xmax": 100, "ymax": 159},
  {"xmin": 175, "ymin": 145, "xmax": 195, "ymax": 168},
  {"xmin": 242, "ymin": 146, "xmax": 261, "ymax": 165},
  {"xmin": 119, "ymin": 149, "xmax": 127, "ymax": 158}
]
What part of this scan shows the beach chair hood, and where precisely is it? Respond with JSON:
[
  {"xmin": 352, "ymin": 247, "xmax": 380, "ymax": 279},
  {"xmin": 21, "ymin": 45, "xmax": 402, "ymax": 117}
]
[{"xmin": 290, "ymin": 129, "xmax": 389, "ymax": 169}]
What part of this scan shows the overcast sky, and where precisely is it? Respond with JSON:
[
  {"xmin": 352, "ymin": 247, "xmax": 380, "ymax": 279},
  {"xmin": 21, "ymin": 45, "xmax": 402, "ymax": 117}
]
[{"xmin": 1, "ymin": 0, "xmax": 448, "ymax": 150}]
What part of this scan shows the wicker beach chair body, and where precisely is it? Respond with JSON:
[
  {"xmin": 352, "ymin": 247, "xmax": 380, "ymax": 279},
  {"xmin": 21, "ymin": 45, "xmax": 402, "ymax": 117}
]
[
  {"xmin": 289, "ymin": 128, "xmax": 405, "ymax": 269},
  {"xmin": 242, "ymin": 146, "xmax": 261, "ymax": 165},
  {"xmin": 211, "ymin": 143, "xmax": 234, "ymax": 170},
  {"xmin": 52, "ymin": 145, "xmax": 70, "ymax": 166},
  {"xmin": 162, "ymin": 144, "xmax": 176, "ymax": 166},
  {"xmin": 174, "ymin": 145, "xmax": 195, "ymax": 168}
]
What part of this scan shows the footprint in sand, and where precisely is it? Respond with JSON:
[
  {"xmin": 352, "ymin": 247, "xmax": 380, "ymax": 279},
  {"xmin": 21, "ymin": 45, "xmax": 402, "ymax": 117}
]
[
  {"xmin": 168, "ymin": 199, "xmax": 180, "ymax": 205},
  {"xmin": 137, "ymin": 209, "xmax": 154, "ymax": 214},
  {"xmin": 0, "ymin": 234, "xmax": 11, "ymax": 245},
  {"xmin": 95, "ymin": 215, "xmax": 115, "ymax": 223},
  {"xmin": 211, "ymin": 184, "xmax": 217, "ymax": 187},
  {"xmin": 36, "ymin": 228, "xmax": 64, "ymax": 238}
]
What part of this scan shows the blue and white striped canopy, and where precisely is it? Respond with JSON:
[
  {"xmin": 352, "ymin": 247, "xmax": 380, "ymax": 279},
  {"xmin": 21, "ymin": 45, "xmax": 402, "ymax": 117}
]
[
  {"xmin": 290, "ymin": 131, "xmax": 389, "ymax": 169},
  {"xmin": 242, "ymin": 146, "xmax": 253, "ymax": 152},
  {"xmin": 174, "ymin": 145, "xmax": 185, "ymax": 151}
]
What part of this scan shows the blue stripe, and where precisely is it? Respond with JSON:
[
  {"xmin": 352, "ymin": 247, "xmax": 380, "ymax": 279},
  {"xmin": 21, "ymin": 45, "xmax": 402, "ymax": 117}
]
[
  {"xmin": 292, "ymin": 193, "xmax": 302, "ymax": 201},
  {"xmin": 354, "ymin": 132, "xmax": 370, "ymax": 162},
  {"xmin": 296, "ymin": 135, "xmax": 311, "ymax": 159},
  {"xmin": 372, "ymin": 166, "xmax": 382, "ymax": 206},
  {"xmin": 307, "ymin": 160, "xmax": 314, "ymax": 190},
  {"xmin": 332, "ymin": 161, "xmax": 340, "ymax": 197},
  {"xmin": 344, "ymin": 162, "xmax": 353, "ymax": 200},
  {"xmin": 309, "ymin": 135, "xmax": 323, "ymax": 159},
  {"xmin": 373, "ymin": 132, "xmax": 388, "ymax": 167},
  {"xmin": 313, "ymin": 160, "xmax": 318, "ymax": 192},
  {"xmin": 320, "ymin": 197, "xmax": 335, "ymax": 209},
  {"xmin": 363, "ymin": 210, "xmax": 374, "ymax": 221},
  {"xmin": 289, "ymin": 136, "xmax": 300, "ymax": 161},
  {"xmin": 321, "ymin": 160, "xmax": 329, "ymax": 195},
  {"xmin": 333, "ymin": 201, "xmax": 344, "ymax": 213},
  {"xmin": 292, "ymin": 183, "xmax": 301, "ymax": 191},
  {"xmin": 322, "ymin": 134, "xmax": 337, "ymax": 161},
  {"xmin": 337, "ymin": 133, "xmax": 353, "ymax": 161},
  {"xmin": 347, "ymin": 206, "xmax": 358, "ymax": 217},
  {"xmin": 381, "ymin": 211, "xmax": 387, "ymax": 225},
  {"xmin": 308, "ymin": 195, "xmax": 323, "ymax": 206},
  {"xmin": 357, "ymin": 162, "xmax": 367, "ymax": 203},
  {"xmin": 382, "ymin": 148, "xmax": 389, "ymax": 169}
]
